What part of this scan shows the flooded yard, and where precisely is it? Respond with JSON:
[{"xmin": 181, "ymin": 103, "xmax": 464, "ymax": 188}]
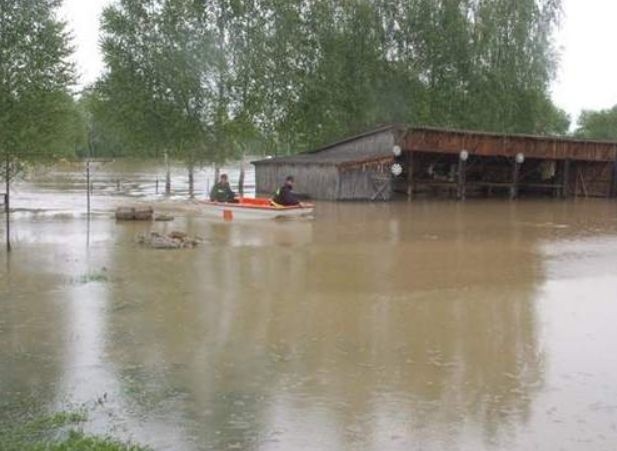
[{"xmin": 2, "ymin": 161, "xmax": 617, "ymax": 450}]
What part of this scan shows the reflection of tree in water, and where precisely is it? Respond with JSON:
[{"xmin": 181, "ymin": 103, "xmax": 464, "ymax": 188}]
[
  {"xmin": 0, "ymin": 221, "xmax": 91, "ymax": 422},
  {"xmin": 103, "ymin": 204, "xmax": 545, "ymax": 449},
  {"xmin": 297, "ymin": 202, "xmax": 544, "ymax": 447},
  {"xmin": 103, "ymin": 217, "xmax": 279, "ymax": 449},
  {"xmin": 0, "ymin": 271, "xmax": 66, "ymax": 420}
]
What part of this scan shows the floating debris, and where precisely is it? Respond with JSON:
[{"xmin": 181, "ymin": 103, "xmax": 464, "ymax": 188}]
[
  {"xmin": 71, "ymin": 271, "xmax": 109, "ymax": 284},
  {"xmin": 154, "ymin": 214, "xmax": 175, "ymax": 222}
]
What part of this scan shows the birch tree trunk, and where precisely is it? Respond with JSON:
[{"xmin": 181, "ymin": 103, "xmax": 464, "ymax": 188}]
[{"xmin": 164, "ymin": 152, "xmax": 171, "ymax": 195}]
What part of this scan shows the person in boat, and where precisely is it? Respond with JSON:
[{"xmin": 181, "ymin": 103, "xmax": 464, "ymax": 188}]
[
  {"xmin": 210, "ymin": 173, "xmax": 236, "ymax": 202},
  {"xmin": 272, "ymin": 175, "xmax": 300, "ymax": 206}
]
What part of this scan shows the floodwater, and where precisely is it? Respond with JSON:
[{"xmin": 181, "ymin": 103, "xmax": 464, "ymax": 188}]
[{"xmin": 2, "ymin": 161, "xmax": 617, "ymax": 450}]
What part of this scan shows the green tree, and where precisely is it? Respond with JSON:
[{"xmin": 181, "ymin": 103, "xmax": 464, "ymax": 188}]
[
  {"xmin": 91, "ymin": 0, "xmax": 567, "ymax": 161},
  {"xmin": 0, "ymin": 0, "xmax": 77, "ymax": 251},
  {"xmin": 75, "ymin": 88, "xmax": 127, "ymax": 158},
  {"xmin": 255, "ymin": 0, "xmax": 566, "ymax": 151},
  {"xmin": 575, "ymin": 106, "xmax": 617, "ymax": 140},
  {"xmin": 98, "ymin": 0, "xmax": 221, "ymax": 196}
]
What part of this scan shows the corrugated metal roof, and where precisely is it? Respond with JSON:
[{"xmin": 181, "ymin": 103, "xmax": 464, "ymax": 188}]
[
  {"xmin": 252, "ymin": 124, "xmax": 400, "ymax": 166},
  {"xmin": 252, "ymin": 146, "xmax": 391, "ymax": 166},
  {"xmin": 252, "ymin": 124, "xmax": 617, "ymax": 167},
  {"xmin": 412, "ymin": 125, "xmax": 617, "ymax": 145}
]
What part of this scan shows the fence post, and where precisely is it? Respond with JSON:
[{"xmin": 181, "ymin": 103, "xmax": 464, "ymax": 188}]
[{"xmin": 5, "ymin": 157, "xmax": 11, "ymax": 252}]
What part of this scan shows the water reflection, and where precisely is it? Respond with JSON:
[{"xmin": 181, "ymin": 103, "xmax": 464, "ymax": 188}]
[
  {"xmin": 88, "ymin": 202, "xmax": 547, "ymax": 450},
  {"xmin": 0, "ymin": 219, "xmax": 106, "ymax": 422},
  {"xmin": 11, "ymin": 159, "xmax": 256, "ymax": 214},
  {"xmin": 3, "ymin": 174, "xmax": 617, "ymax": 450}
]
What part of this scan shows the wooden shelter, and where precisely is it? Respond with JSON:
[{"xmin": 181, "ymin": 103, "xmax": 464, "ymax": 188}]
[{"xmin": 253, "ymin": 125, "xmax": 617, "ymax": 201}]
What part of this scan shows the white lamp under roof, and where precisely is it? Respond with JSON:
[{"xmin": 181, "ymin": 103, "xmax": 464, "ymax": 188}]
[{"xmin": 391, "ymin": 163, "xmax": 403, "ymax": 176}]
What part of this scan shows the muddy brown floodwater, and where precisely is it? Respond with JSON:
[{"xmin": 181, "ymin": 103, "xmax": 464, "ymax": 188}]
[{"xmin": 2, "ymin": 161, "xmax": 617, "ymax": 450}]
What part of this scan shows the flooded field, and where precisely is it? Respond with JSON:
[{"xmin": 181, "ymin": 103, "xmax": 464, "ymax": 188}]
[{"xmin": 2, "ymin": 161, "xmax": 617, "ymax": 450}]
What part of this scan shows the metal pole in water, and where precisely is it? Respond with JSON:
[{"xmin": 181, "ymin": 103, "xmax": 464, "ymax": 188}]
[
  {"xmin": 86, "ymin": 159, "xmax": 91, "ymax": 218},
  {"xmin": 87, "ymin": 126, "xmax": 94, "ymax": 223},
  {"xmin": 4, "ymin": 156, "xmax": 10, "ymax": 253}
]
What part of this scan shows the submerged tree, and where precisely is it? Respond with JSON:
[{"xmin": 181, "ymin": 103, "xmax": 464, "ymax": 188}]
[
  {"xmin": 97, "ymin": 0, "xmax": 222, "ymax": 196},
  {"xmin": 75, "ymin": 89, "xmax": 127, "ymax": 159},
  {"xmin": 0, "ymin": 0, "xmax": 77, "ymax": 251}
]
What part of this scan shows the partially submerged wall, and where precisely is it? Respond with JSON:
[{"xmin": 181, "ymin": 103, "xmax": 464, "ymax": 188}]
[
  {"xmin": 255, "ymin": 163, "xmax": 340, "ymax": 200},
  {"xmin": 338, "ymin": 163, "xmax": 393, "ymax": 200},
  {"xmin": 254, "ymin": 127, "xmax": 398, "ymax": 200}
]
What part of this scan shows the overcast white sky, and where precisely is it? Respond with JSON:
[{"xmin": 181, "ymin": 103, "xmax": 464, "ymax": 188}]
[{"xmin": 60, "ymin": 0, "xmax": 617, "ymax": 127}]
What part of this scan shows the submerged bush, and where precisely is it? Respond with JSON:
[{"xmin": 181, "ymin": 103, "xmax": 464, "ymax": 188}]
[
  {"xmin": 72, "ymin": 271, "xmax": 109, "ymax": 284},
  {"xmin": 0, "ymin": 410, "xmax": 147, "ymax": 451}
]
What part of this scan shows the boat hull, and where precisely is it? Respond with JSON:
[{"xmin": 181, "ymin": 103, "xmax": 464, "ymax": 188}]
[{"xmin": 201, "ymin": 198, "xmax": 314, "ymax": 220}]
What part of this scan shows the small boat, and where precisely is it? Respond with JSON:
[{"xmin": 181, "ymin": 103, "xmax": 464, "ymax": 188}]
[{"xmin": 201, "ymin": 197, "xmax": 314, "ymax": 220}]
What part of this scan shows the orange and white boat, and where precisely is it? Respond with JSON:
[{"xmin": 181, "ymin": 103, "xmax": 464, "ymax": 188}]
[{"xmin": 201, "ymin": 197, "xmax": 314, "ymax": 220}]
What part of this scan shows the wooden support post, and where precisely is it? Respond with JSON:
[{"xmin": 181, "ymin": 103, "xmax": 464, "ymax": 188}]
[
  {"xmin": 578, "ymin": 167, "xmax": 589, "ymax": 198},
  {"xmin": 336, "ymin": 171, "xmax": 343, "ymax": 200},
  {"xmin": 611, "ymin": 158, "xmax": 617, "ymax": 198},
  {"xmin": 562, "ymin": 159, "xmax": 571, "ymax": 199},
  {"xmin": 457, "ymin": 158, "xmax": 467, "ymax": 201},
  {"xmin": 407, "ymin": 151, "xmax": 414, "ymax": 200},
  {"xmin": 510, "ymin": 159, "xmax": 522, "ymax": 200},
  {"xmin": 552, "ymin": 161, "xmax": 560, "ymax": 199}
]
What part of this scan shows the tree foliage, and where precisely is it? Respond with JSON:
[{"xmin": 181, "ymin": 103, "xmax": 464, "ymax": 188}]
[
  {"xmin": 575, "ymin": 106, "xmax": 617, "ymax": 140},
  {"xmin": 96, "ymin": 0, "xmax": 217, "ymax": 164},
  {"xmin": 263, "ymin": 0, "xmax": 569, "ymax": 149},
  {"xmin": 0, "ymin": 0, "xmax": 78, "ymax": 167},
  {"xmin": 92, "ymin": 0, "xmax": 568, "ymax": 158},
  {"xmin": 1, "ymin": 0, "xmax": 78, "ymax": 251}
]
